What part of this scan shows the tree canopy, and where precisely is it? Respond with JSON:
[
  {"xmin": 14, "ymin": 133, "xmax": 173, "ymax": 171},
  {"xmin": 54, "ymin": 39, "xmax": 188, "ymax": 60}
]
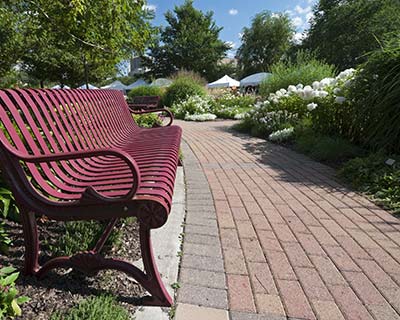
[
  {"xmin": 144, "ymin": 0, "xmax": 230, "ymax": 81},
  {"xmin": 303, "ymin": 0, "xmax": 400, "ymax": 70},
  {"xmin": 0, "ymin": 0, "xmax": 154, "ymax": 87},
  {"xmin": 237, "ymin": 11, "xmax": 294, "ymax": 78}
]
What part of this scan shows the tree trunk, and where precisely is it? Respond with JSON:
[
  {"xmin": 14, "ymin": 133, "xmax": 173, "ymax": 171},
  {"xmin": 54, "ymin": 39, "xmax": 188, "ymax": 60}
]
[
  {"xmin": 40, "ymin": 80, "xmax": 44, "ymax": 88},
  {"xmin": 84, "ymin": 56, "xmax": 89, "ymax": 89}
]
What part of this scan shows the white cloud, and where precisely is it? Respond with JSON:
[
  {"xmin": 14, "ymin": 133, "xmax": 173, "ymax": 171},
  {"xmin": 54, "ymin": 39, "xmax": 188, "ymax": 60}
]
[
  {"xmin": 306, "ymin": 12, "xmax": 314, "ymax": 23},
  {"xmin": 143, "ymin": 4, "xmax": 156, "ymax": 11},
  {"xmin": 295, "ymin": 5, "xmax": 312, "ymax": 14},
  {"xmin": 292, "ymin": 16, "xmax": 304, "ymax": 28},
  {"xmin": 238, "ymin": 32, "xmax": 243, "ymax": 39},
  {"xmin": 229, "ymin": 8, "xmax": 238, "ymax": 15},
  {"xmin": 271, "ymin": 13, "xmax": 280, "ymax": 19},
  {"xmin": 293, "ymin": 32, "xmax": 305, "ymax": 44}
]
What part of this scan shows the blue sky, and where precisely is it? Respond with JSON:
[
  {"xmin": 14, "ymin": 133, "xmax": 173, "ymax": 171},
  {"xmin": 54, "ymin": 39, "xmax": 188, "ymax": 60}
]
[{"xmin": 144, "ymin": 0, "xmax": 318, "ymax": 57}]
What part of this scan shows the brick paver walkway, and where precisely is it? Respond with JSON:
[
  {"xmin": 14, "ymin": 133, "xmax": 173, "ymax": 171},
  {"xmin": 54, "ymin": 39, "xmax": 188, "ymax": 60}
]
[{"xmin": 177, "ymin": 120, "xmax": 400, "ymax": 320}]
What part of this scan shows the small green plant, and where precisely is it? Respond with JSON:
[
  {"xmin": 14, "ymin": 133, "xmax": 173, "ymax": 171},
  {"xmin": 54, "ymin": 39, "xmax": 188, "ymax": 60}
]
[
  {"xmin": 260, "ymin": 51, "xmax": 335, "ymax": 97},
  {"xmin": 339, "ymin": 154, "xmax": 400, "ymax": 213},
  {"xmin": 0, "ymin": 266, "xmax": 30, "ymax": 319},
  {"xmin": 51, "ymin": 220, "xmax": 122, "ymax": 256},
  {"xmin": 127, "ymin": 86, "xmax": 163, "ymax": 100},
  {"xmin": 164, "ymin": 78, "xmax": 206, "ymax": 107},
  {"xmin": 50, "ymin": 295, "xmax": 129, "ymax": 320},
  {"xmin": 133, "ymin": 113, "xmax": 162, "ymax": 128},
  {"xmin": 0, "ymin": 176, "xmax": 19, "ymax": 253}
]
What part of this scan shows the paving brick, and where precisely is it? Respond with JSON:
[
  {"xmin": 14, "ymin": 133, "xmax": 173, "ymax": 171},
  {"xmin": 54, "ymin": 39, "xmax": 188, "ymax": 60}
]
[
  {"xmin": 266, "ymin": 251, "xmax": 297, "ymax": 280},
  {"xmin": 227, "ymin": 275, "xmax": 256, "ymax": 312},
  {"xmin": 295, "ymin": 267, "xmax": 333, "ymax": 301},
  {"xmin": 223, "ymin": 247, "xmax": 248, "ymax": 275},
  {"xmin": 178, "ymin": 284, "xmax": 228, "ymax": 309},
  {"xmin": 309, "ymin": 226, "xmax": 338, "ymax": 246},
  {"xmin": 217, "ymin": 212, "xmax": 236, "ymax": 229},
  {"xmin": 324, "ymin": 245, "xmax": 361, "ymax": 272},
  {"xmin": 258, "ymin": 230, "xmax": 283, "ymax": 253},
  {"xmin": 185, "ymin": 233, "xmax": 220, "ymax": 246},
  {"xmin": 249, "ymin": 215, "xmax": 272, "ymax": 231},
  {"xmin": 329, "ymin": 285, "xmax": 374, "ymax": 320},
  {"xmin": 281, "ymin": 242, "xmax": 313, "ymax": 268},
  {"xmin": 185, "ymin": 216, "xmax": 218, "ymax": 228},
  {"xmin": 220, "ymin": 228, "xmax": 241, "ymax": 249},
  {"xmin": 185, "ymin": 224, "xmax": 219, "ymax": 236},
  {"xmin": 296, "ymin": 233, "xmax": 326, "ymax": 256},
  {"xmin": 368, "ymin": 304, "xmax": 400, "ymax": 320},
  {"xmin": 175, "ymin": 304, "xmax": 229, "ymax": 320},
  {"xmin": 271, "ymin": 223, "xmax": 297, "ymax": 243},
  {"xmin": 312, "ymin": 301, "xmax": 345, "ymax": 320},
  {"xmin": 231, "ymin": 207, "xmax": 250, "ymax": 221},
  {"xmin": 335, "ymin": 236, "xmax": 371, "ymax": 260},
  {"xmin": 248, "ymin": 262, "xmax": 278, "ymax": 295},
  {"xmin": 184, "ymin": 242, "xmax": 222, "ymax": 258},
  {"xmin": 230, "ymin": 311, "xmax": 285, "ymax": 320},
  {"xmin": 180, "ymin": 267, "xmax": 226, "ymax": 289},
  {"xmin": 277, "ymin": 280, "xmax": 316, "ymax": 319},
  {"xmin": 237, "ymin": 220, "xmax": 257, "ymax": 239},
  {"xmin": 241, "ymin": 238, "xmax": 266, "ymax": 263},
  {"xmin": 182, "ymin": 254, "xmax": 224, "ymax": 272},
  {"xmin": 255, "ymin": 294, "xmax": 285, "ymax": 316},
  {"xmin": 310, "ymin": 255, "xmax": 347, "ymax": 286},
  {"xmin": 366, "ymin": 247, "xmax": 400, "ymax": 275}
]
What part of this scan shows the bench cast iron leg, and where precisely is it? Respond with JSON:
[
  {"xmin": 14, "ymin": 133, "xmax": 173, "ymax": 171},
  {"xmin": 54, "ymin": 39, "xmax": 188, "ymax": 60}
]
[{"xmin": 20, "ymin": 210, "xmax": 40, "ymax": 275}]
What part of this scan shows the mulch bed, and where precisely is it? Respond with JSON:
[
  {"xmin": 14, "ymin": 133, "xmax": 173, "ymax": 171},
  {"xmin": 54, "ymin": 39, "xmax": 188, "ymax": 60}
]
[{"xmin": 0, "ymin": 217, "xmax": 145, "ymax": 319}]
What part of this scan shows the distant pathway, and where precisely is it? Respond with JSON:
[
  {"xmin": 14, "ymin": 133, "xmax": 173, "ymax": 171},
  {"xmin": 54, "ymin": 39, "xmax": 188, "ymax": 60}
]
[{"xmin": 176, "ymin": 120, "xmax": 400, "ymax": 320}]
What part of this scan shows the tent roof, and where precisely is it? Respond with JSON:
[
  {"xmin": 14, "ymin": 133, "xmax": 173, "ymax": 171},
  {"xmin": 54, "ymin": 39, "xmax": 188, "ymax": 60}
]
[
  {"xmin": 51, "ymin": 85, "xmax": 71, "ymax": 89},
  {"xmin": 101, "ymin": 80, "xmax": 129, "ymax": 90},
  {"xmin": 150, "ymin": 78, "xmax": 173, "ymax": 87},
  {"xmin": 207, "ymin": 75, "xmax": 240, "ymax": 88},
  {"xmin": 126, "ymin": 79, "xmax": 148, "ymax": 89},
  {"xmin": 78, "ymin": 83, "xmax": 98, "ymax": 89},
  {"xmin": 240, "ymin": 72, "xmax": 272, "ymax": 87}
]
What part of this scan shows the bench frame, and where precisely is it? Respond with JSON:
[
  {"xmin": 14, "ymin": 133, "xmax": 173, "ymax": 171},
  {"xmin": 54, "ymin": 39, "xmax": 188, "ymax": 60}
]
[
  {"xmin": 128, "ymin": 95, "xmax": 161, "ymax": 111},
  {"xmin": 0, "ymin": 89, "xmax": 181, "ymax": 307}
]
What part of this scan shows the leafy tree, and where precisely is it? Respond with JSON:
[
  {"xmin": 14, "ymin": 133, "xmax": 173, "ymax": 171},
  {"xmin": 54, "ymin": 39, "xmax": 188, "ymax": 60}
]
[
  {"xmin": 237, "ymin": 11, "xmax": 294, "ymax": 77},
  {"xmin": 303, "ymin": 0, "xmax": 400, "ymax": 70},
  {"xmin": 144, "ymin": 0, "xmax": 230, "ymax": 81},
  {"xmin": 3, "ymin": 0, "xmax": 154, "ymax": 87}
]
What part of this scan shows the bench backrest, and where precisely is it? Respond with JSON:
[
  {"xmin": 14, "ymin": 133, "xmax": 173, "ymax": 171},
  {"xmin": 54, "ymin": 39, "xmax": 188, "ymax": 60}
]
[
  {"xmin": 129, "ymin": 95, "xmax": 160, "ymax": 110},
  {"xmin": 0, "ymin": 89, "xmax": 136, "ymax": 158}
]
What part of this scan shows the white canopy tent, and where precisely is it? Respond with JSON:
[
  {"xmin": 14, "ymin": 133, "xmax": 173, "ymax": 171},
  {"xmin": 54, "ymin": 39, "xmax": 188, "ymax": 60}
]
[
  {"xmin": 78, "ymin": 83, "xmax": 98, "ymax": 89},
  {"xmin": 150, "ymin": 78, "xmax": 173, "ymax": 87},
  {"xmin": 101, "ymin": 80, "xmax": 129, "ymax": 94},
  {"xmin": 126, "ymin": 79, "xmax": 148, "ymax": 90},
  {"xmin": 51, "ymin": 85, "xmax": 71, "ymax": 89},
  {"xmin": 207, "ymin": 75, "xmax": 240, "ymax": 89},
  {"xmin": 240, "ymin": 72, "xmax": 271, "ymax": 87}
]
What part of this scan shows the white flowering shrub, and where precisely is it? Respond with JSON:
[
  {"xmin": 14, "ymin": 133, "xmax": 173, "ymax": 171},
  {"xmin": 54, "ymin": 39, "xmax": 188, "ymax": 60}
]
[
  {"xmin": 268, "ymin": 127, "xmax": 295, "ymax": 143},
  {"xmin": 210, "ymin": 93, "xmax": 255, "ymax": 119},
  {"xmin": 238, "ymin": 68, "xmax": 357, "ymax": 138},
  {"xmin": 171, "ymin": 95, "xmax": 213, "ymax": 120},
  {"xmin": 184, "ymin": 113, "xmax": 217, "ymax": 121}
]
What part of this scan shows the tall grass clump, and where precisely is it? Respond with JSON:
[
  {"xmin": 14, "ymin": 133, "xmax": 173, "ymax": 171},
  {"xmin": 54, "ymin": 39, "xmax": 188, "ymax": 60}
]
[
  {"xmin": 348, "ymin": 35, "xmax": 400, "ymax": 153},
  {"xmin": 127, "ymin": 86, "xmax": 163, "ymax": 100},
  {"xmin": 163, "ymin": 71, "xmax": 207, "ymax": 107},
  {"xmin": 260, "ymin": 51, "xmax": 335, "ymax": 97}
]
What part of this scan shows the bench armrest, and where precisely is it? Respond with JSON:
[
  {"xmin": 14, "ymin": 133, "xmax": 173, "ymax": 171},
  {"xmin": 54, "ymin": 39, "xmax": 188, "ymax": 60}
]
[
  {"xmin": 8, "ymin": 148, "xmax": 141, "ymax": 205},
  {"xmin": 131, "ymin": 108, "xmax": 174, "ymax": 127}
]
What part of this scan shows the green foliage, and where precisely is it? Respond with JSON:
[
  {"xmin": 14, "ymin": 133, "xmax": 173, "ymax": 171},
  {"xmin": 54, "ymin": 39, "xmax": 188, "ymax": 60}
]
[
  {"xmin": 346, "ymin": 36, "xmax": 400, "ymax": 153},
  {"xmin": 294, "ymin": 129, "xmax": 363, "ymax": 164},
  {"xmin": 303, "ymin": 0, "xmax": 400, "ymax": 70},
  {"xmin": 260, "ymin": 52, "xmax": 335, "ymax": 97},
  {"xmin": 210, "ymin": 93, "xmax": 255, "ymax": 119},
  {"xmin": 339, "ymin": 154, "xmax": 400, "ymax": 213},
  {"xmin": 171, "ymin": 95, "xmax": 212, "ymax": 119},
  {"xmin": 164, "ymin": 78, "xmax": 206, "ymax": 107},
  {"xmin": 0, "ymin": 266, "xmax": 30, "ymax": 319},
  {"xmin": 127, "ymin": 86, "xmax": 163, "ymax": 100},
  {"xmin": 50, "ymin": 295, "xmax": 129, "ymax": 320},
  {"xmin": 237, "ymin": 11, "xmax": 294, "ymax": 77},
  {"xmin": 51, "ymin": 221, "xmax": 122, "ymax": 256},
  {"xmin": 132, "ymin": 113, "xmax": 162, "ymax": 128},
  {"xmin": 144, "ymin": 0, "xmax": 230, "ymax": 80}
]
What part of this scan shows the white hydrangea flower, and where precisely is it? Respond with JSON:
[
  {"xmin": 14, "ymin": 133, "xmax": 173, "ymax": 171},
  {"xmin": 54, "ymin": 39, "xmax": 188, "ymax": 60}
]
[
  {"xmin": 268, "ymin": 127, "xmax": 294, "ymax": 142},
  {"xmin": 303, "ymin": 86, "xmax": 314, "ymax": 100},
  {"xmin": 287, "ymin": 85, "xmax": 297, "ymax": 93},
  {"xmin": 312, "ymin": 81, "xmax": 321, "ymax": 90},
  {"xmin": 296, "ymin": 83, "xmax": 304, "ymax": 89},
  {"xmin": 185, "ymin": 113, "xmax": 217, "ymax": 121},
  {"xmin": 333, "ymin": 87, "xmax": 341, "ymax": 95},
  {"xmin": 307, "ymin": 102, "xmax": 318, "ymax": 111}
]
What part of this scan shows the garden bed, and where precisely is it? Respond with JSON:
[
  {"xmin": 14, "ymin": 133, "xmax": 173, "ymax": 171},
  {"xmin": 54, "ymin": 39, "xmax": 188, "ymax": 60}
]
[{"xmin": 0, "ymin": 217, "xmax": 144, "ymax": 319}]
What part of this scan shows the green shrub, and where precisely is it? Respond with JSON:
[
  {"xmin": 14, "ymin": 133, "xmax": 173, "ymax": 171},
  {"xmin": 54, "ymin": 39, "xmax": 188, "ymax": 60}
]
[
  {"xmin": 347, "ymin": 35, "xmax": 400, "ymax": 153},
  {"xmin": 295, "ymin": 129, "xmax": 363, "ymax": 164},
  {"xmin": 132, "ymin": 113, "xmax": 162, "ymax": 128},
  {"xmin": 260, "ymin": 51, "xmax": 335, "ymax": 97},
  {"xmin": 50, "ymin": 295, "xmax": 129, "ymax": 320},
  {"xmin": 164, "ymin": 78, "xmax": 206, "ymax": 107},
  {"xmin": 50, "ymin": 220, "xmax": 122, "ymax": 257},
  {"xmin": 339, "ymin": 154, "xmax": 400, "ymax": 213},
  {"xmin": 210, "ymin": 93, "xmax": 255, "ymax": 119},
  {"xmin": 0, "ymin": 266, "xmax": 30, "ymax": 319},
  {"xmin": 127, "ymin": 86, "xmax": 163, "ymax": 100}
]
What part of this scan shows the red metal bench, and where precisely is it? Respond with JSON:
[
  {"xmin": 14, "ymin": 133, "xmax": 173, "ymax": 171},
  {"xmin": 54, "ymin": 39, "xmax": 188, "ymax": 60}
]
[
  {"xmin": 128, "ymin": 95, "xmax": 160, "ymax": 111},
  {"xmin": 0, "ymin": 88, "xmax": 182, "ymax": 307}
]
